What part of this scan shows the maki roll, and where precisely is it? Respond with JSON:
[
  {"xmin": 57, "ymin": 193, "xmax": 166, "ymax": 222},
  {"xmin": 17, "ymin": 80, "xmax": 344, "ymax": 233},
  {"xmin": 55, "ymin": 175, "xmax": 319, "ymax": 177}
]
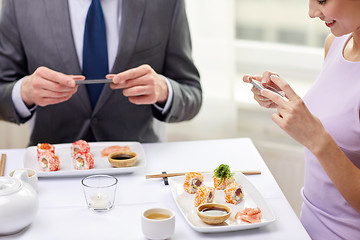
[
  {"xmin": 194, "ymin": 185, "xmax": 215, "ymax": 207},
  {"xmin": 37, "ymin": 143, "xmax": 55, "ymax": 160},
  {"xmin": 213, "ymin": 177, "xmax": 234, "ymax": 190},
  {"xmin": 38, "ymin": 151, "xmax": 60, "ymax": 172},
  {"xmin": 71, "ymin": 140, "xmax": 90, "ymax": 156},
  {"xmin": 224, "ymin": 182, "xmax": 243, "ymax": 204},
  {"xmin": 183, "ymin": 172, "xmax": 204, "ymax": 194},
  {"xmin": 73, "ymin": 151, "xmax": 94, "ymax": 170},
  {"xmin": 213, "ymin": 164, "xmax": 234, "ymax": 190}
]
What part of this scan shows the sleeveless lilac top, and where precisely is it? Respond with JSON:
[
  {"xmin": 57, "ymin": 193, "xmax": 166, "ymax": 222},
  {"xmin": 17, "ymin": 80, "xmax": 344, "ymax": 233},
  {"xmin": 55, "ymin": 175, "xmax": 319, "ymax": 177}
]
[{"xmin": 301, "ymin": 34, "xmax": 360, "ymax": 239}]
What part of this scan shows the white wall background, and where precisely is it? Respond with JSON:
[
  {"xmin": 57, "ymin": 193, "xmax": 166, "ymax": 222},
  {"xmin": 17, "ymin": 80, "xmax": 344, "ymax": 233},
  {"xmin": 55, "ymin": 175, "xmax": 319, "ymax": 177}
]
[{"xmin": 166, "ymin": 0, "xmax": 238, "ymax": 142}]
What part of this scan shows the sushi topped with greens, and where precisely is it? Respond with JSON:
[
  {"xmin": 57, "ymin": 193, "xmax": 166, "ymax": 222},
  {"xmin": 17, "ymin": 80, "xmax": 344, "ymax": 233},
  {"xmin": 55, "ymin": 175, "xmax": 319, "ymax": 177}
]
[{"xmin": 213, "ymin": 164, "xmax": 234, "ymax": 190}]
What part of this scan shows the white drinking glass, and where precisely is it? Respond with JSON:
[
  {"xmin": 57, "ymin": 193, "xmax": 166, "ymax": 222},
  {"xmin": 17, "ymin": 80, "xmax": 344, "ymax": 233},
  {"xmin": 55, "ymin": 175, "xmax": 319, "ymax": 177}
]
[{"xmin": 81, "ymin": 175, "xmax": 118, "ymax": 212}]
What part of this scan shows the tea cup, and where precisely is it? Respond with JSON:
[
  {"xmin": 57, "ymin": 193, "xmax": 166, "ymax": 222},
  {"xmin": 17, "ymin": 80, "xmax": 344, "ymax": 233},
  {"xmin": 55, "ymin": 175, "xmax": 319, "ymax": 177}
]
[
  {"xmin": 9, "ymin": 168, "xmax": 38, "ymax": 192},
  {"xmin": 141, "ymin": 208, "xmax": 175, "ymax": 239}
]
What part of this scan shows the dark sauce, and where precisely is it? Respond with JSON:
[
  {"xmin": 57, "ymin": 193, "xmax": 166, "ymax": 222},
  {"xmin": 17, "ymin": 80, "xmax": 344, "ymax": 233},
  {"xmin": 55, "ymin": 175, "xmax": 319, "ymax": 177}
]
[
  {"xmin": 201, "ymin": 207, "xmax": 228, "ymax": 216},
  {"xmin": 111, "ymin": 154, "xmax": 134, "ymax": 160}
]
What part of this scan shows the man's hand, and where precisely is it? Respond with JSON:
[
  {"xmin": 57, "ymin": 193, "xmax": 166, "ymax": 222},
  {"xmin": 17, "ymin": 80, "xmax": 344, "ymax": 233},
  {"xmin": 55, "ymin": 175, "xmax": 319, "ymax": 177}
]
[
  {"xmin": 108, "ymin": 64, "xmax": 168, "ymax": 107},
  {"xmin": 21, "ymin": 66, "xmax": 84, "ymax": 107}
]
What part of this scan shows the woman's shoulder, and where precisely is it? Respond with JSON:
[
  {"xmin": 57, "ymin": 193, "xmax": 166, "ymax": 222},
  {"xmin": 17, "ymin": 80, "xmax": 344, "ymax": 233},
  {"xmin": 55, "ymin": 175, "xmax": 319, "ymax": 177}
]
[
  {"xmin": 324, "ymin": 34, "xmax": 336, "ymax": 59},
  {"xmin": 324, "ymin": 33, "xmax": 352, "ymax": 59}
]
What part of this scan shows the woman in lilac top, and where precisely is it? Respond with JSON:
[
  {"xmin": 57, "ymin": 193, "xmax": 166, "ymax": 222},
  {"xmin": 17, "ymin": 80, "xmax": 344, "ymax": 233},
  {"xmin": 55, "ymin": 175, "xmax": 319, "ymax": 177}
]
[{"xmin": 243, "ymin": 0, "xmax": 360, "ymax": 239}]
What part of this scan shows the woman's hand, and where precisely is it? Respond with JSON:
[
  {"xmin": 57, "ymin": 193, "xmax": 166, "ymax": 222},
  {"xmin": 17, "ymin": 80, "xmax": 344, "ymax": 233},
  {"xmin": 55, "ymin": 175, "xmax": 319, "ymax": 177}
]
[
  {"xmin": 259, "ymin": 74, "xmax": 327, "ymax": 151},
  {"xmin": 243, "ymin": 71, "xmax": 283, "ymax": 109}
]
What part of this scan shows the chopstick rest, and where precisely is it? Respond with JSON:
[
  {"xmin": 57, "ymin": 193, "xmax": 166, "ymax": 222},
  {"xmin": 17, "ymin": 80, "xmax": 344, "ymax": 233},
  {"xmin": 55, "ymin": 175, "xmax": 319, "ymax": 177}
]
[{"xmin": 162, "ymin": 171, "xmax": 169, "ymax": 186}]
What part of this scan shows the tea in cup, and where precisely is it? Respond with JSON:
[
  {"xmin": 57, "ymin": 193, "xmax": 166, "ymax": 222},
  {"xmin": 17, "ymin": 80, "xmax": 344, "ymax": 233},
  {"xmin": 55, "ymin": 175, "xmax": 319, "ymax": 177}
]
[
  {"xmin": 141, "ymin": 208, "xmax": 175, "ymax": 239},
  {"xmin": 9, "ymin": 168, "xmax": 38, "ymax": 191}
]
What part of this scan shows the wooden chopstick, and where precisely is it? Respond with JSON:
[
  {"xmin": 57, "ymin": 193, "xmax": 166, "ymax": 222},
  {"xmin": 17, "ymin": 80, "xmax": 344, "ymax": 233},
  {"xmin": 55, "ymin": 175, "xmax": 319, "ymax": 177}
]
[
  {"xmin": 145, "ymin": 170, "xmax": 261, "ymax": 179},
  {"xmin": 0, "ymin": 153, "xmax": 6, "ymax": 176}
]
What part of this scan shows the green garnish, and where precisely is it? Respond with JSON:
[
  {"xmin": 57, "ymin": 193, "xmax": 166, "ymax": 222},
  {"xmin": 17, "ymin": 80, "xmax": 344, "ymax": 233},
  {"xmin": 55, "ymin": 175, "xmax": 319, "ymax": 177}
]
[{"xmin": 213, "ymin": 164, "xmax": 234, "ymax": 186}]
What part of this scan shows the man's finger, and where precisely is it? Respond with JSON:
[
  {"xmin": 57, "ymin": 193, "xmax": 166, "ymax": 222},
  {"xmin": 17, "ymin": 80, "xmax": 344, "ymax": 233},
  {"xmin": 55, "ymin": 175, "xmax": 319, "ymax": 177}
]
[
  {"xmin": 113, "ymin": 65, "xmax": 151, "ymax": 84},
  {"xmin": 36, "ymin": 67, "xmax": 77, "ymax": 87}
]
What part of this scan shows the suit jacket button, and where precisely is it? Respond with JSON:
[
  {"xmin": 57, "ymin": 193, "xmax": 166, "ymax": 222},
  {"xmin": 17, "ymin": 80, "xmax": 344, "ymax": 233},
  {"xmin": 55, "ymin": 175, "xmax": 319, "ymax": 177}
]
[{"xmin": 92, "ymin": 118, "xmax": 98, "ymax": 124}]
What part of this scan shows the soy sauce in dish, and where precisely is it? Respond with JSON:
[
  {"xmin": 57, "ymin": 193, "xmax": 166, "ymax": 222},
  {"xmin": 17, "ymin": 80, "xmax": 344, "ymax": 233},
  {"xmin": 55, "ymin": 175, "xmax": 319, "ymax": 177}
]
[
  {"xmin": 111, "ymin": 154, "xmax": 134, "ymax": 160},
  {"xmin": 201, "ymin": 207, "xmax": 228, "ymax": 216}
]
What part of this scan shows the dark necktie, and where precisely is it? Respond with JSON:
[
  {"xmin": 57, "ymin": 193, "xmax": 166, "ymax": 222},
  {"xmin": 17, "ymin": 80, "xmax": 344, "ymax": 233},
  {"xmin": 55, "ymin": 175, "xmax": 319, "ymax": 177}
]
[{"xmin": 83, "ymin": 0, "xmax": 109, "ymax": 108}]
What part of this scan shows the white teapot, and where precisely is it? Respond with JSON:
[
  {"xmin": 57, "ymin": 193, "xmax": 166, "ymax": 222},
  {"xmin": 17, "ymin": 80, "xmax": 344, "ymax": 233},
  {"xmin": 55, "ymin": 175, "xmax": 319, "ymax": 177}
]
[{"xmin": 0, "ymin": 170, "xmax": 39, "ymax": 235}]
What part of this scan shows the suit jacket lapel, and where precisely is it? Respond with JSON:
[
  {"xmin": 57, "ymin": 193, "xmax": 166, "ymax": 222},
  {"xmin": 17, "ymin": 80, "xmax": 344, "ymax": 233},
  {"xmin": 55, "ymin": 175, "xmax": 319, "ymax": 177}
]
[
  {"xmin": 44, "ymin": 0, "xmax": 92, "ymax": 114},
  {"xmin": 93, "ymin": 0, "xmax": 146, "ymax": 115}
]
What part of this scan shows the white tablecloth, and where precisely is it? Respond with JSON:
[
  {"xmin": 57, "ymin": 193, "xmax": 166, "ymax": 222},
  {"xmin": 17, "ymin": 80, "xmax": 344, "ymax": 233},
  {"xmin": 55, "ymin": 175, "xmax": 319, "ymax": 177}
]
[{"xmin": 0, "ymin": 138, "xmax": 310, "ymax": 239}]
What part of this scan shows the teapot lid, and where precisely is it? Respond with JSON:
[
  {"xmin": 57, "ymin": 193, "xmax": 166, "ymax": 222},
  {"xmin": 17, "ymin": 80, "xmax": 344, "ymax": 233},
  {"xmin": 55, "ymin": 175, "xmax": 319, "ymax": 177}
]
[{"xmin": 0, "ymin": 176, "xmax": 22, "ymax": 196}]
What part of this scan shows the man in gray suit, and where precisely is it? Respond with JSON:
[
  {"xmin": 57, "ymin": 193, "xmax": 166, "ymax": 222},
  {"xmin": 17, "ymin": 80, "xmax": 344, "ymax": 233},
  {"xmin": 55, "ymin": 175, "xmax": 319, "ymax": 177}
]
[{"xmin": 0, "ymin": 0, "xmax": 202, "ymax": 146}]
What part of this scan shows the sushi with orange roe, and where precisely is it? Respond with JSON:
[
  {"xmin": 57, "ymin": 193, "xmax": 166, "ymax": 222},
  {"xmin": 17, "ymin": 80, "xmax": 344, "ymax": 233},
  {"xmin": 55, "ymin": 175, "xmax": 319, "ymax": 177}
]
[
  {"xmin": 213, "ymin": 164, "xmax": 234, "ymax": 190},
  {"xmin": 37, "ymin": 143, "xmax": 55, "ymax": 160},
  {"xmin": 38, "ymin": 151, "xmax": 60, "ymax": 172},
  {"xmin": 224, "ymin": 182, "xmax": 243, "ymax": 204},
  {"xmin": 72, "ymin": 151, "xmax": 94, "ymax": 170},
  {"xmin": 194, "ymin": 185, "xmax": 215, "ymax": 207},
  {"xmin": 71, "ymin": 140, "xmax": 90, "ymax": 157},
  {"xmin": 213, "ymin": 176, "xmax": 235, "ymax": 190},
  {"xmin": 183, "ymin": 172, "xmax": 204, "ymax": 194}
]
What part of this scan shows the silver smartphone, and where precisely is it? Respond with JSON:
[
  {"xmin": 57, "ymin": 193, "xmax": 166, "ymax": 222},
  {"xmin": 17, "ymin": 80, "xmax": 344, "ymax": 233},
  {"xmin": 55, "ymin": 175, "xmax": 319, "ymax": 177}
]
[{"xmin": 251, "ymin": 79, "xmax": 284, "ymax": 97}]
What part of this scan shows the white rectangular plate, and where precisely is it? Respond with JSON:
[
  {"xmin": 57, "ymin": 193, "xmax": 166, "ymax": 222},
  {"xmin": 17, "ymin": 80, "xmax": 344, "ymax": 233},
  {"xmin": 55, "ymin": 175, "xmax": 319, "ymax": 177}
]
[
  {"xmin": 24, "ymin": 141, "xmax": 146, "ymax": 177},
  {"xmin": 169, "ymin": 173, "xmax": 275, "ymax": 233}
]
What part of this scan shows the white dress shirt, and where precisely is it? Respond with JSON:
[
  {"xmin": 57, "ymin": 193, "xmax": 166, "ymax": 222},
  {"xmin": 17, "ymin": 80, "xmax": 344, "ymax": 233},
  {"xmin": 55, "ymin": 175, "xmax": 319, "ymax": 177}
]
[{"xmin": 12, "ymin": 0, "xmax": 173, "ymax": 119}]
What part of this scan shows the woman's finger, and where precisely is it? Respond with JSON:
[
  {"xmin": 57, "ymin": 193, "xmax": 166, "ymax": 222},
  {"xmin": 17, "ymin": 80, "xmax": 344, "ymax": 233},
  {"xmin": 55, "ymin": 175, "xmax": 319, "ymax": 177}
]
[{"xmin": 269, "ymin": 75, "xmax": 300, "ymax": 101}]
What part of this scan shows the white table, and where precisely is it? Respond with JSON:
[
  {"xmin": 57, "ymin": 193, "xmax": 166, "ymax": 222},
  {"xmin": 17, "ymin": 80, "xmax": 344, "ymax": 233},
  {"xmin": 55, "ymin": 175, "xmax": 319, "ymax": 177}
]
[{"xmin": 0, "ymin": 138, "xmax": 310, "ymax": 239}]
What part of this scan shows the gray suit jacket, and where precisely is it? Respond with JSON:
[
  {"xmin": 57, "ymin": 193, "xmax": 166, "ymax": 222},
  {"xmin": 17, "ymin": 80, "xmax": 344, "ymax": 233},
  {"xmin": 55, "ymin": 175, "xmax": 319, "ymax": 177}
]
[{"xmin": 0, "ymin": 0, "xmax": 202, "ymax": 146}]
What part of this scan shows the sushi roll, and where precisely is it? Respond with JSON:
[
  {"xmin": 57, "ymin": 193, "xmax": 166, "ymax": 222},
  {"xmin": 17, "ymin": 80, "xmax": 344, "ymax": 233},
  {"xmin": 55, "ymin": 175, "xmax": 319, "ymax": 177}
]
[
  {"xmin": 194, "ymin": 185, "xmax": 215, "ymax": 207},
  {"xmin": 38, "ymin": 151, "xmax": 60, "ymax": 172},
  {"xmin": 73, "ymin": 151, "xmax": 94, "ymax": 170},
  {"xmin": 183, "ymin": 172, "xmax": 204, "ymax": 194},
  {"xmin": 213, "ymin": 164, "xmax": 234, "ymax": 190},
  {"xmin": 224, "ymin": 182, "xmax": 243, "ymax": 204},
  {"xmin": 37, "ymin": 143, "xmax": 55, "ymax": 160},
  {"xmin": 71, "ymin": 140, "xmax": 90, "ymax": 156},
  {"xmin": 213, "ymin": 176, "xmax": 235, "ymax": 190}
]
